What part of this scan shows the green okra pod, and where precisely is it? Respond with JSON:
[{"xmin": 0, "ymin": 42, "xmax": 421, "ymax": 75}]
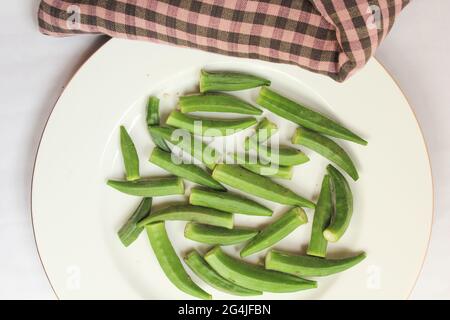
[
  {"xmin": 324, "ymin": 165, "xmax": 353, "ymax": 242},
  {"xmin": 120, "ymin": 126, "xmax": 140, "ymax": 181},
  {"xmin": 257, "ymin": 87, "xmax": 367, "ymax": 145},
  {"xmin": 166, "ymin": 110, "xmax": 257, "ymax": 137},
  {"xmin": 200, "ymin": 70, "xmax": 271, "ymax": 93},
  {"xmin": 307, "ymin": 174, "xmax": 333, "ymax": 258},
  {"xmin": 212, "ymin": 164, "xmax": 315, "ymax": 208},
  {"xmin": 146, "ymin": 223, "xmax": 211, "ymax": 300},
  {"xmin": 232, "ymin": 153, "xmax": 293, "ymax": 179},
  {"xmin": 148, "ymin": 126, "xmax": 220, "ymax": 170},
  {"xmin": 146, "ymin": 96, "xmax": 170, "ymax": 152},
  {"xmin": 240, "ymin": 207, "xmax": 308, "ymax": 257},
  {"xmin": 204, "ymin": 247, "xmax": 317, "ymax": 293},
  {"xmin": 118, "ymin": 197, "xmax": 152, "ymax": 247},
  {"xmin": 256, "ymin": 144, "xmax": 310, "ymax": 166},
  {"xmin": 265, "ymin": 250, "xmax": 367, "ymax": 277},
  {"xmin": 243, "ymin": 118, "xmax": 308, "ymax": 166},
  {"xmin": 107, "ymin": 177, "xmax": 184, "ymax": 197},
  {"xmin": 179, "ymin": 93, "xmax": 262, "ymax": 115},
  {"xmin": 184, "ymin": 251, "xmax": 262, "ymax": 296},
  {"xmin": 189, "ymin": 187, "xmax": 272, "ymax": 216},
  {"xmin": 138, "ymin": 205, "xmax": 233, "ymax": 229},
  {"xmin": 244, "ymin": 117, "xmax": 278, "ymax": 150},
  {"xmin": 292, "ymin": 127, "xmax": 359, "ymax": 180},
  {"xmin": 149, "ymin": 148, "xmax": 224, "ymax": 190},
  {"xmin": 184, "ymin": 223, "xmax": 258, "ymax": 245}
]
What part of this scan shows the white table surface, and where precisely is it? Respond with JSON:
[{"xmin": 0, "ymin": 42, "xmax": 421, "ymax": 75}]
[{"xmin": 0, "ymin": 0, "xmax": 448, "ymax": 299}]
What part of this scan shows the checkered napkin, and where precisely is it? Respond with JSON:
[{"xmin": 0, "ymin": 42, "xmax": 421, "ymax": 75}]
[{"xmin": 38, "ymin": 0, "xmax": 409, "ymax": 82}]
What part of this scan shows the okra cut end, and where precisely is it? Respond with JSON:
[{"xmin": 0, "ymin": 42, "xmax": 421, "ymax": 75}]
[
  {"xmin": 292, "ymin": 207, "xmax": 308, "ymax": 224},
  {"xmin": 306, "ymin": 249, "xmax": 327, "ymax": 259},
  {"xmin": 184, "ymin": 250, "xmax": 199, "ymax": 262},
  {"xmin": 291, "ymin": 127, "xmax": 303, "ymax": 145},
  {"xmin": 264, "ymin": 250, "xmax": 275, "ymax": 267},
  {"xmin": 204, "ymin": 245, "xmax": 221, "ymax": 260},
  {"xmin": 125, "ymin": 173, "xmax": 140, "ymax": 182},
  {"xmin": 323, "ymin": 229, "xmax": 339, "ymax": 242}
]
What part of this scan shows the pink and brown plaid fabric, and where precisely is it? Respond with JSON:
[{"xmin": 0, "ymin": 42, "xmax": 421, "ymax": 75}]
[{"xmin": 38, "ymin": 0, "xmax": 409, "ymax": 82}]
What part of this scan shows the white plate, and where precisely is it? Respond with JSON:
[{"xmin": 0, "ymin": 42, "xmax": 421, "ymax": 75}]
[{"xmin": 32, "ymin": 38, "xmax": 433, "ymax": 300}]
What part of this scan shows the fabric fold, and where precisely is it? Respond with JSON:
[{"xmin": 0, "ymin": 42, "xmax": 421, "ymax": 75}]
[{"xmin": 38, "ymin": 0, "xmax": 409, "ymax": 82}]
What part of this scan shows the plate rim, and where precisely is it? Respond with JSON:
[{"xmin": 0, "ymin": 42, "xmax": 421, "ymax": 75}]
[{"xmin": 30, "ymin": 38, "xmax": 434, "ymax": 300}]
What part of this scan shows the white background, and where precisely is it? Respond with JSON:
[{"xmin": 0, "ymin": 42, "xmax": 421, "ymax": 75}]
[{"xmin": 0, "ymin": 0, "xmax": 448, "ymax": 299}]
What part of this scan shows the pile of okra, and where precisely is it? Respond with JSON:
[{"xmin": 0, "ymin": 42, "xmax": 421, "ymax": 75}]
[{"xmin": 108, "ymin": 70, "xmax": 367, "ymax": 299}]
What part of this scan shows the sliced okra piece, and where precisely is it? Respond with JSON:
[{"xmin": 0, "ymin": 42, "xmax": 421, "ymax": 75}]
[
  {"xmin": 137, "ymin": 205, "xmax": 233, "ymax": 229},
  {"xmin": 146, "ymin": 96, "xmax": 170, "ymax": 152},
  {"xmin": 257, "ymin": 87, "xmax": 367, "ymax": 145},
  {"xmin": 120, "ymin": 126, "xmax": 140, "ymax": 181},
  {"xmin": 147, "ymin": 126, "xmax": 220, "ymax": 170},
  {"xmin": 244, "ymin": 117, "xmax": 278, "ymax": 150},
  {"xmin": 184, "ymin": 223, "xmax": 258, "ymax": 246},
  {"xmin": 118, "ymin": 197, "xmax": 152, "ymax": 247},
  {"xmin": 265, "ymin": 250, "xmax": 366, "ymax": 277},
  {"xmin": 232, "ymin": 153, "xmax": 293, "ymax": 180},
  {"xmin": 179, "ymin": 93, "xmax": 262, "ymax": 115},
  {"xmin": 189, "ymin": 187, "xmax": 272, "ymax": 216},
  {"xmin": 240, "ymin": 207, "xmax": 308, "ymax": 257},
  {"xmin": 307, "ymin": 174, "xmax": 333, "ymax": 258},
  {"xmin": 204, "ymin": 247, "xmax": 317, "ymax": 293},
  {"xmin": 146, "ymin": 222, "xmax": 211, "ymax": 300},
  {"xmin": 166, "ymin": 110, "xmax": 257, "ymax": 137},
  {"xmin": 184, "ymin": 250, "xmax": 262, "ymax": 296},
  {"xmin": 149, "ymin": 148, "xmax": 225, "ymax": 190},
  {"xmin": 200, "ymin": 70, "xmax": 270, "ymax": 93},
  {"xmin": 292, "ymin": 126, "xmax": 359, "ymax": 180},
  {"xmin": 324, "ymin": 165, "xmax": 353, "ymax": 242},
  {"xmin": 212, "ymin": 164, "xmax": 315, "ymax": 208},
  {"xmin": 107, "ymin": 177, "xmax": 184, "ymax": 197}
]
